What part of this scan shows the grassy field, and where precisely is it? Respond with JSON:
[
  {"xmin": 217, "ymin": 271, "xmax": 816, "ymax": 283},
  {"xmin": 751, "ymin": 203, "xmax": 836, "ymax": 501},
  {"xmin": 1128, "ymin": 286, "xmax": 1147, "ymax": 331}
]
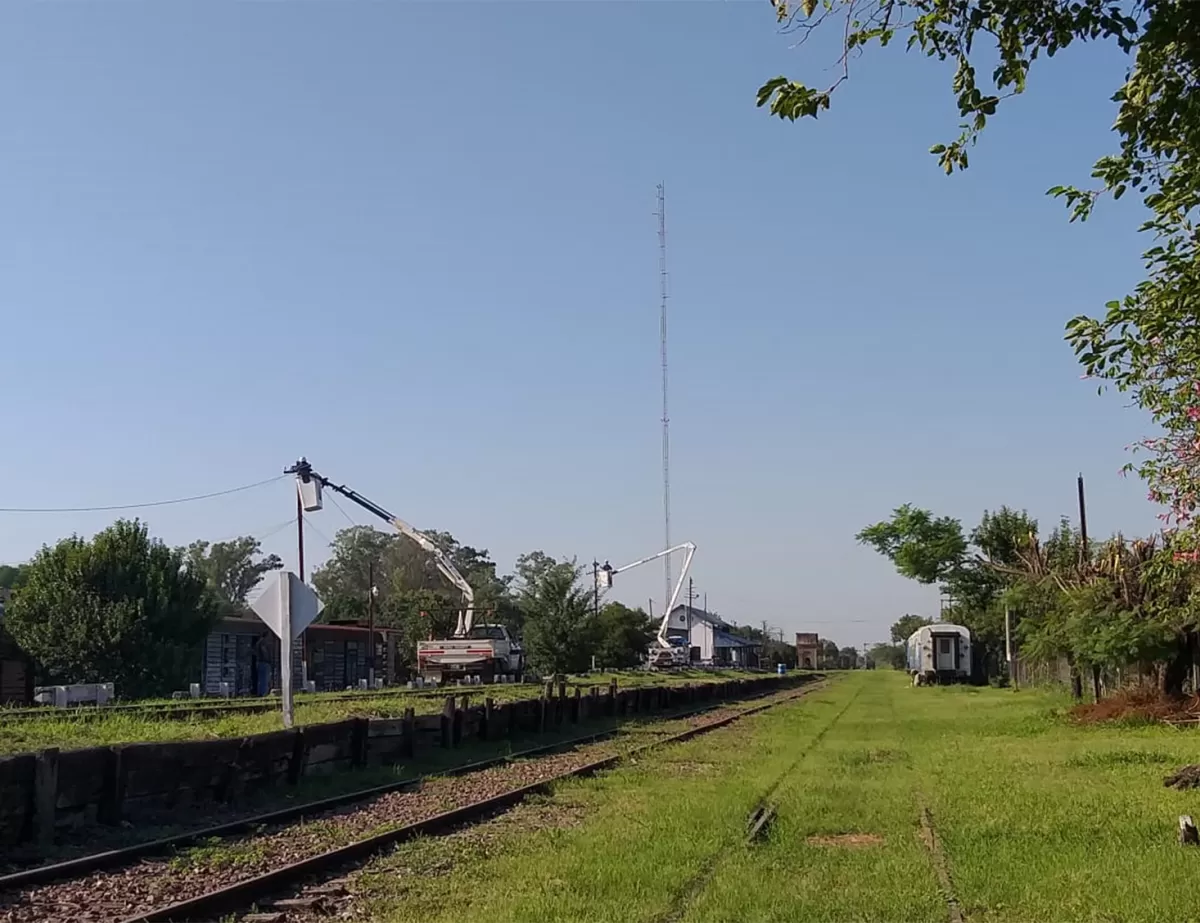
[
  {"xmin": 0, "ymin": 669, "xmax": 762, "ymax": 755},
  {"xmin": 350, "ymin": 670, "xmax": 1200, "ymax": 923}
]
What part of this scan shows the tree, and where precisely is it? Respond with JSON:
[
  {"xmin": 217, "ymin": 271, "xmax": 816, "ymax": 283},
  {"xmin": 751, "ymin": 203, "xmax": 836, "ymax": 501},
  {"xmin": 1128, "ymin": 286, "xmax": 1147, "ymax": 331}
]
[
  {"xmin": 819, "ymin": 638, "xmax": 840, "ymax": 667},
  {"xmin": 856, "ymin": 506, "xmax": 966, "ymax": 585},
  {"xmin": 870, "ymin": 642, "xmax": 908, "ymax": 670},
  {"xmin": 0, "ymin": 564, "xmax": 29, "ymax": 592},
  {"xmin": 312, "ymin": 525, "xmax": 510, "ymax": 626},
  {"xmin": 890, "ymin": 614, "xmax": 932, "ymax": 644},
  {"xmin": 6, "ymin": 519, "xmax": 218, "ymax": 699},
  {"xmin": 183, "ymin": 537, "xmax": 281, "ymax": 617},
  {"xmin": 758, "ymin": 1, "xmax": 1200, "ymax": 532},
  {"xmin": 592, "ymin": 602, "xmax": 656, "ymax": 669},
  {"xmin": 311, "ymin": 526, "xmax": 397, "ymax": 623},
  {"xmin": 859, "ymin": 505, "xmax": 1039, "ymax": 676},
  {"xmin": 514, "ymin": 553, "xmax": 593, "ymax": 675},
  {"xmin": 838, "ymin": 646, "xmax": 861, "ymax": 669}
]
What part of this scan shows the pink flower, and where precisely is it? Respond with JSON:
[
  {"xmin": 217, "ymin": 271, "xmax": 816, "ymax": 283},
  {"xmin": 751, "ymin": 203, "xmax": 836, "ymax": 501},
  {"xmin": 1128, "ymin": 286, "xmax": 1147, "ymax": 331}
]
[{"xmin": 1188, "ymin": 407, "xmax": 1200, "ymax": 421}]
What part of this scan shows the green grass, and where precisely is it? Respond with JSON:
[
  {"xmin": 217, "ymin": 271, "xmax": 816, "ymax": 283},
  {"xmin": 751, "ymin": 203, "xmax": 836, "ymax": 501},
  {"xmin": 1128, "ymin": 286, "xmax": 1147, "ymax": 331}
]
[
  {"xmin": 348, "ymin": 671, "xmax": 1200, "ymax": 923},
  {"xmin": 0, "ymin": 669, "xmax": 762, "ymax": 754}
]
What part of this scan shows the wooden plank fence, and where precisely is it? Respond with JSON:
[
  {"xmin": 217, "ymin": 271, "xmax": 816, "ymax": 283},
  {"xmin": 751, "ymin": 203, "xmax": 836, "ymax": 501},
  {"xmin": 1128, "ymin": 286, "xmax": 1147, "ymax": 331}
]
[{"xmin": 0, "ymin": 674, "xmax": 806, "ymax": 848}]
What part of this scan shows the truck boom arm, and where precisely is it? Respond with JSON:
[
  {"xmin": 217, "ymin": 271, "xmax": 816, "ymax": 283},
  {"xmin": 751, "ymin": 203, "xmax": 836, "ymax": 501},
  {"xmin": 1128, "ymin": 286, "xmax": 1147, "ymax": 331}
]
[
  {"xmin": 600, "ymin": 542, "xmax": 696, "ymax": 649},
  {"xmin": 286, "ymin": 459, "xmax": 477, "ymax": 636}
]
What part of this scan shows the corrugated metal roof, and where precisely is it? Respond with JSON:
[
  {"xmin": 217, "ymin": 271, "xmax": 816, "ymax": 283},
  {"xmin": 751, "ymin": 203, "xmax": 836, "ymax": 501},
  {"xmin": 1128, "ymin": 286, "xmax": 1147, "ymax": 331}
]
[{"xmin": 713, "ymin": 629, "xmax": 757, "ymax": 649}]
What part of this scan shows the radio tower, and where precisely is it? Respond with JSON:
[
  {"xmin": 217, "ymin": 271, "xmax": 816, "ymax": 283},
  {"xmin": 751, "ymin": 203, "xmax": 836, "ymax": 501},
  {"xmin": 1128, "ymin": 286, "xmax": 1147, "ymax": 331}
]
[{"xmin": 656, "ymin": 183, "xmax": 671, "ymax": 614}]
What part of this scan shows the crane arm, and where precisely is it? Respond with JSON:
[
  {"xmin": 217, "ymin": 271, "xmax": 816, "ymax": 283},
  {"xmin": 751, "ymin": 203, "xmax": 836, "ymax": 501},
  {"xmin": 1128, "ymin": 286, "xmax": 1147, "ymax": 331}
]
[
  {"xmin": 657, "ymin": 542, "xmax": 695, "ymax": 648},
  {"xmin": 598, "ymin": 542, "xmax": 697, "ymax": 651},
  {"xmin": 608, "ymin": 543, "xmax": 696, "ymax": 577},
  {"xmin": 287, "ymin": 459, "xmax": 477, "ymax": 636}
]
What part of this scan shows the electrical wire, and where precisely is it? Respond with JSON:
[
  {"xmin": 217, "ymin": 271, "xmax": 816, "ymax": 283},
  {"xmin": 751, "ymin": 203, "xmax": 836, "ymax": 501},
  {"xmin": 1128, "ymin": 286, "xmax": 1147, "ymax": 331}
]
[
  {"xmin": 301, "ymin": 514, "xmax": 335, "ymax": 547},
  {"xmin": 0, "ymin": 475, "xmax": 287, "ymax": 513},
  {"xmin": 325, "ymin": 492, "xmax": 360, "ymax": 528}
]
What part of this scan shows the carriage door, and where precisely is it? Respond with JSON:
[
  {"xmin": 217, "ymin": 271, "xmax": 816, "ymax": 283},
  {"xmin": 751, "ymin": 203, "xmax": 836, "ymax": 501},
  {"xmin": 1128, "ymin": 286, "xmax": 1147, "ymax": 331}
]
[{"xmin": 935, "ymin": 636, "xmax": 955, "ymax": 672}]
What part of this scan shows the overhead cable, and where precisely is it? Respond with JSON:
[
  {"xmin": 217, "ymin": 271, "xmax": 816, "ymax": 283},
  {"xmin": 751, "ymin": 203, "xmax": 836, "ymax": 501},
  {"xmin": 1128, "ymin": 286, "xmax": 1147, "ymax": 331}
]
[{"xmin": 0, "ymin": 475, "xmax": 286, "ymax": 513}]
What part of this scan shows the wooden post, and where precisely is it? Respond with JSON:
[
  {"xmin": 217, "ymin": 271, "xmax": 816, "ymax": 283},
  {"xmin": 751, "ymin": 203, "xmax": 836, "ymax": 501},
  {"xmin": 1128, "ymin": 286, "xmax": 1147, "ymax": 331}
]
[
  {"xmin": 287, "ymin": 728, "xmax": 307, "ymax": 784},
  {"xmin": 452, "ymin": 704, "xmax": 464, "ymax": 747},
  {"xmin": 482, "ymin": 697, "xmax": 494, "ymax": 741},
  {"xmin": 401, "ymin": 708, "xmax": 415, "ymax": 759},
  {"xmin": 98, "ymin": 746, "xmax": 125, "ymax": 826},
  {"xmin": 351, "ymin": 717, "xmax": 369, "ymax": 768},
  {"xmin": 571, "ymin": 687, "xmax": 581, "ymax": 723},
  {"xmin": 441, "ymin": 696, "xmax": 455, "ymax": 749},
  {"xmin": 557, "ymin": 678, "xmax": 567, "ymax": 700},
  {"xmin": 538, "ymin": 692, "xmax": 549, "ymax": 734},
  {"xmin": 34, "ymin": 748, "xmax": 58, "ymax": 849},
  {"xmin": 608, "ymin": 678, "xmax": 618, "ymax": 716}
]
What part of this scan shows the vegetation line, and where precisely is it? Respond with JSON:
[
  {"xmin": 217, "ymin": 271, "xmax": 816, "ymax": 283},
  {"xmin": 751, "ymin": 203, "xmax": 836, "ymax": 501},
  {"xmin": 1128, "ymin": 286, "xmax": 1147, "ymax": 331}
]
[
  {"xmin": 653, "ymin": 680, "xmax": 861, "ymax": 923},
  {"xmin": 918, "ymin": 803, "xmax": 964, "ymax": 923}
]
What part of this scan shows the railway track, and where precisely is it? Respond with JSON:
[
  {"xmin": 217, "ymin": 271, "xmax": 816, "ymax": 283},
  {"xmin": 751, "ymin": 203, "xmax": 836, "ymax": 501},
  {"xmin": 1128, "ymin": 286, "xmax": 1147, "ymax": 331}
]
[
  {"xmin": 652, "ymin": 681, "xmax": 863, "ymax": 923},
  {"xmin": 0, "ymin": 673, "xmax": 757, "ymax": 725},
  {"xmin": 0, "ymin": 683, "xmax": 820, "ymax": 923}
]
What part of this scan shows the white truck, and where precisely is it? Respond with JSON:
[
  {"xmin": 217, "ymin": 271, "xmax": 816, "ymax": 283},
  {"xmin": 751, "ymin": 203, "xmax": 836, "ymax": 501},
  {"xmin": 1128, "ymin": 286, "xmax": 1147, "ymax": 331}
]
[
  {"xmin": 418, "ymin": 624, "xmax": 524, "ymax": 683},
  {"xmin": 289, "ymin": 459, "xmax": 524, "ymax": 686}
]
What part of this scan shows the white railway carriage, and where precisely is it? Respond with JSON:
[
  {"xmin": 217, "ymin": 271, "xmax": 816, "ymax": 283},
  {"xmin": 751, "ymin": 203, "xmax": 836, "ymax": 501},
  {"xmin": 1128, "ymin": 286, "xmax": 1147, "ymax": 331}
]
[{"xmin": 906, "ymin": 623, "xmax": 971, "ymax": 684}]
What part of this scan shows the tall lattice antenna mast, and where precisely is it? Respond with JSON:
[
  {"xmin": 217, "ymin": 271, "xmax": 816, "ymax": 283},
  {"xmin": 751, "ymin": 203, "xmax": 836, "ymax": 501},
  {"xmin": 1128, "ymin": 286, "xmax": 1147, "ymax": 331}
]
[{"xmin": 656, "ymin": 183, "xmax": 671, "ymax": 615}]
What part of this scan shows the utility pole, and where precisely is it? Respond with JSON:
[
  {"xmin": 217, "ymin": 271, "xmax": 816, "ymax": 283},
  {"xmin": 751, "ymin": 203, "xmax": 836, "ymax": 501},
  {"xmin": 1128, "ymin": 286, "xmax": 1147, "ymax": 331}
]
[
  {"xmin": 1077, "ymin": 473, "xmax": 1089, "ymax": 566},
  {"xmin": 592, "ymin": 560, "xmax": 601, "ymax": 619},
  {"xmin": 1078, "ymin": 473, "xmax": 1100, "ymax": 702},
  {"xmin": 367, "ymin": 560, "xmax": 376, "ymax": 689},
  {"xmin": 1005, "ymin": 603, "xmax": 1017, "ymax": 691},
  {"xmin": 296, "ymin": 489, "xmax": 305, "ymax": 583},
  {"xmin": 293, "ymin": 475, "xmax": 306, "ymax": 690},
  {"xmin": 703, "ymin": 591, "xmax": 707, "ymax": 615}
]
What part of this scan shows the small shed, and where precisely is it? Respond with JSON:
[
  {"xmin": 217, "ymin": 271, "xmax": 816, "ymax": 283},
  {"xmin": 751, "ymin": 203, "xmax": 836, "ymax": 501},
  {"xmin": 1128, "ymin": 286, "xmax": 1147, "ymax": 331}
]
[{"xmin": 199, "ymin": 616, "xmax": 403, "ymax": 696}]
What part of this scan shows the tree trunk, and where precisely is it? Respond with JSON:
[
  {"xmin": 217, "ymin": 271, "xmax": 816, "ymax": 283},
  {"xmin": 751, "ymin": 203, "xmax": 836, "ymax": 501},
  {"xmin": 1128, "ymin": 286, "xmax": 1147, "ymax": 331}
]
[
  {"xmin": 1162, "ymin": 638, "xmax": 1192, "ymax": 698},
  {"xmin": 1067, "ymin": 653, "xmax": 1083, "ymax": 701},
  {"xmin": 1092, "ymin": 664, "xmax": 1102, "ymax": 703}
]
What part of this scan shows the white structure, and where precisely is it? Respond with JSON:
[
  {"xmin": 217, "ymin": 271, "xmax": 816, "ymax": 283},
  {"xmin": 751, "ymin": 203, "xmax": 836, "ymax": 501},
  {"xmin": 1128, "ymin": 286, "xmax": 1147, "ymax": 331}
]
[
  {"xmin": 33, "ymin": 683, "xmax": 115, "ymax": 708},
  {"xmin": 906, "ymin": 623, "xmax": 972, "ymax": 682},
  {"xmin": 666, "ymin": 606, "xmax": 759, "ymax": 667}
]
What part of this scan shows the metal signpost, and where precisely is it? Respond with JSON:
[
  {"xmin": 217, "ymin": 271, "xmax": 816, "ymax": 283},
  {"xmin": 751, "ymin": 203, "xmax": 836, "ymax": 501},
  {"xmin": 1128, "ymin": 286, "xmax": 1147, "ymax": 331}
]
[{"xmin": 251, "ymin": 571, "xmax": 323, "ymax": 728}]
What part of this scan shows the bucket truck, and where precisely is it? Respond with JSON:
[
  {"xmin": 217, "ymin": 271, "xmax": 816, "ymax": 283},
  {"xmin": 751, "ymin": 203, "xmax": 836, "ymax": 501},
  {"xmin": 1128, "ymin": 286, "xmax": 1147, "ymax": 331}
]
[
  {"xmin": 597, "ymin": 542, "xmax": 696, "ymax": 668},
  {"xmin": 288, "ymin": 459, "xmax": 524, "ymax": 684}
]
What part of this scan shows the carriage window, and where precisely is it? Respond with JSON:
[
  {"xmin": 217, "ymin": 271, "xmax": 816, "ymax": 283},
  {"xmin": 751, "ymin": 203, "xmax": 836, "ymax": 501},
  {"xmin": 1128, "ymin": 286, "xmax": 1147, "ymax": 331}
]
[{"xmin": 939, "ymin": 639, "xmax": 951, "ymax": 654}]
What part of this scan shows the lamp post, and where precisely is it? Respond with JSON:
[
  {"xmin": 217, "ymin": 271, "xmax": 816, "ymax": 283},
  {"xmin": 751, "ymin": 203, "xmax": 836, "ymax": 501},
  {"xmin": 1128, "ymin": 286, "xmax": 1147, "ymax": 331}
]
[{"xmin": 367, "ymin": 562, "xmax": 379, "ymax": 688}]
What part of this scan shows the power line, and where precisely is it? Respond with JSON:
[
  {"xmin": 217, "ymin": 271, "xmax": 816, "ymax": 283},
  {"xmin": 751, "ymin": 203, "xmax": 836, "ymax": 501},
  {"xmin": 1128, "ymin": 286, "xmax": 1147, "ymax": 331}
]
[
  {"xmin": 301, "ymin": 514, "xmax": 335, "ymax": 547},
  {"xmin": 0, "ymin": 475, "xmax": 286, "ymax": 513},
  {"xmin": 325, "ymin": 492, "xmax": 360, "ymax": 528}
]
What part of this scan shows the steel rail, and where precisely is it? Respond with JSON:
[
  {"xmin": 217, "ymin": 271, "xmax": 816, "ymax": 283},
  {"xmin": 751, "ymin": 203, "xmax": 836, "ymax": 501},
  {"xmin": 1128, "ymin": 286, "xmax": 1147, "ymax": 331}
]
[
  {"xmin": 0, "ymin": 682, "xmax": 808, "ymax": 891},
  {"xmin": 117, "ymin": 683, "xmax": 820, "ymax": 923}
]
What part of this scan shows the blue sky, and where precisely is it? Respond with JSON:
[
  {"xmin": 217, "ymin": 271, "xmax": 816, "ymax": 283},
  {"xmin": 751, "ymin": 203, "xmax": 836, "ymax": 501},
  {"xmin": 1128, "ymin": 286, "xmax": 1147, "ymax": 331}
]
[{"xmin": 0, "ymin": 2, "xmax": 1155, "ymax": 647}]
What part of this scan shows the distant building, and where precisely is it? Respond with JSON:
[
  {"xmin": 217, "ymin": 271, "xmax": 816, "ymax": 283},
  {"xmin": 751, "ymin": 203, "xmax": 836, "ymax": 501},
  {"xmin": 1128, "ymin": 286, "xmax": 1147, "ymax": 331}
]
[
  {"xmin": 666, "ymin": 605, "xmax": 760, "ymax": 667},
  {"xmin": 199, "ymin": 615, "xmax": 404, "ymax": 696},
  {"xmin": 795, "ymin": 633, "xmax": 820, "ymax": 670}
]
